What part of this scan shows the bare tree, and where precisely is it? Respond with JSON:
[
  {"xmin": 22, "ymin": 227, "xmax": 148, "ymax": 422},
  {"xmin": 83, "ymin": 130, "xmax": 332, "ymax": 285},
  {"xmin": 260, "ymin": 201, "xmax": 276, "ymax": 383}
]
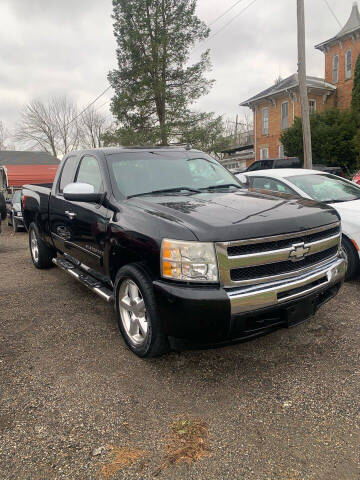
[
  {"xmin": 0, "ymin": 121, "xmax": 10, "ymax": 150},
  {"xmin": 80, "ymin": 106, "xmax": 111, "ymax": 148},
  {"xmin": 15, "ymin": 96, "xmax": 81, "ymax": 158}
]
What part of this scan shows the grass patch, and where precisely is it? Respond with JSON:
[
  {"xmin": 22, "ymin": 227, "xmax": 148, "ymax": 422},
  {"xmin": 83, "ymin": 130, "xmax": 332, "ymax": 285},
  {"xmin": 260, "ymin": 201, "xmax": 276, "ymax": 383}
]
[
  {"xmin": 156, "ymin": 415, "xmax": 210, "ymax": 475},
  {"xmin": 99, "ymin": 445, "xmax": 146, "ymax": 479}
]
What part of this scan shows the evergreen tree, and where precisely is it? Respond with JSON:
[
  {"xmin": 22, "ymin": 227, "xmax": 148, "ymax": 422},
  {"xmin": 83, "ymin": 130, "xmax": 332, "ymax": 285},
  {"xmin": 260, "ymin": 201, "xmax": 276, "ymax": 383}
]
[
  {"xmin": 351, "ymin": 53, "xmax": 360, "ymax": 118},
  {"xmin": 108, "ymin": 0, "xmax": 214, "ymax": 146},
  {"xmin": 280, "ymin": 109, "xmax": 359, "ymax": 171}
]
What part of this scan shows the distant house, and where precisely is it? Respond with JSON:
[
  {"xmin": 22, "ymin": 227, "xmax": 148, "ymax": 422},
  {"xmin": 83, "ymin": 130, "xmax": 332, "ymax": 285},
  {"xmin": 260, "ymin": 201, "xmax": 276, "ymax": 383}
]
[
  {"xmin": 0, "ymin": 151, "xmax": 60, "ymax": 192},
  {"xmin": 220, "ymin": 130, "xmax": 255, "ymax": 172},
  {"xmin": 241, "ymin": 2, "xmax": 360, "ymax": 161}
]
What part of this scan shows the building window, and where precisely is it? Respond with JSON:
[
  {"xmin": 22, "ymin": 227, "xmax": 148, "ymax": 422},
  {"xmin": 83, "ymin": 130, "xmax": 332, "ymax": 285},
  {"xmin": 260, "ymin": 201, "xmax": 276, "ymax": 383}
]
[
  {"xmin": 262, "ymin": 107, "xmax": 269, "ymax": 135},
  {"xmin": 278, "ymin": 144, "xmax": 285, "ymax": 158},
  {"xmin": 345, "ymin": 49, "xmax": 352, "ymax": 79},
  {"xmin": 281, "ymin": 101, "xmax": 289, "ymax": 130},
  {"xmin": 332, "ymin": 54, "xmax": 339, "ymax": 83},
  {"xmin": 260, "ymin": 147, "xmax": 269, "ymax": 160},
  {"xmin": 309, "ymin": 100, "xmax": 316, "ymax": 114}
]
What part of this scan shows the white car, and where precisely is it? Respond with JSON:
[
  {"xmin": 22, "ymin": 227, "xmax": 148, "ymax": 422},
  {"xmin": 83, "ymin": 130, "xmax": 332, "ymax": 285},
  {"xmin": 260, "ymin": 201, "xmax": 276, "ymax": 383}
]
[{"xmin": 237, "ymin": 168, "xmax": 360, "ymax": 279}]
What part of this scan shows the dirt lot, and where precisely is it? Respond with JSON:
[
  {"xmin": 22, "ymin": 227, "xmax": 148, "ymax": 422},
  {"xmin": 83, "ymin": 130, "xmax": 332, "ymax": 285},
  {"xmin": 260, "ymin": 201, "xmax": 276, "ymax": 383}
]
[{"xmin": 1, "ymin": 223, "xmax": 359, "ymax": 480}]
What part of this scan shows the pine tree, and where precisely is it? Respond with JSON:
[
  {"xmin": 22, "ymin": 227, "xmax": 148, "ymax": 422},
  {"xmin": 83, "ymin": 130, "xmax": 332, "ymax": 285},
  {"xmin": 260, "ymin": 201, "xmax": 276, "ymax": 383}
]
[{"xmin": 108, "ymin": 0, "xmax": 214, "ymax": 145}]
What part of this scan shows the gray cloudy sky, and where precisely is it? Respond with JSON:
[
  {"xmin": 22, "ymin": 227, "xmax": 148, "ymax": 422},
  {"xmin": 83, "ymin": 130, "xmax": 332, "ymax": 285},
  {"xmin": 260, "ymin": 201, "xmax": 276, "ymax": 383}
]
[{"xmin": 0, "ymin": 0, "xmax": 356, "ymax": 132}]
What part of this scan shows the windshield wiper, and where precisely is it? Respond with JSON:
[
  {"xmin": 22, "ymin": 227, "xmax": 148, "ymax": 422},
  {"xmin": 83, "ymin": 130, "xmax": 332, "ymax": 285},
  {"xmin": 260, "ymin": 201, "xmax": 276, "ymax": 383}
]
[
  {"xmin": 200, "ymin": 183, "xmax": 242, "ymax": 191},
  {"xmin": 127, "ymin": 187, "xmax": 202, "ymax": 199}
]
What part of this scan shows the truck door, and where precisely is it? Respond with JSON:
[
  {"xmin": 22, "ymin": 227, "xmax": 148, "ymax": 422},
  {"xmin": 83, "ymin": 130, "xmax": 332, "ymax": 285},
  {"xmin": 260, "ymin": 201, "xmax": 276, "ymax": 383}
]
[
  {"xmin": 49, "ymin": 154, "xmax": 80, "ymax": 253},
  {"xmin": 60, "ymin": 154, "xmax": 110, "ymax": 274}
]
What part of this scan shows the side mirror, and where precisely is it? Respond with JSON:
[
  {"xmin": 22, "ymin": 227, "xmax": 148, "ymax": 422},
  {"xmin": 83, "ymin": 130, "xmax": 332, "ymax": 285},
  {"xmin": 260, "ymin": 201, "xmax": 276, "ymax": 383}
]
[
  {"xmin": 63, "ymin": 183, "xmax": 103, "ymax": 203},
  {"xmin": 236, "ymin": 173, "xmax": 248, "ymax": 186}
]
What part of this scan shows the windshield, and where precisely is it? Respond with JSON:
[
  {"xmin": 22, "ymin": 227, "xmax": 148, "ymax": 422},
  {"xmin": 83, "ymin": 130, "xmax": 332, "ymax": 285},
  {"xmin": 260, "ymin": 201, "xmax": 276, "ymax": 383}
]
[
  {"xmin": 106, "ymin": 151, "xmax": 241, "ymax": 198},
  {"xmin": 287, "ymin": 173, "xmax": 360, "ymax": 203},
  {"xmin": 12, "ymin": 190, "xmax": 21, "ymax": 203}
]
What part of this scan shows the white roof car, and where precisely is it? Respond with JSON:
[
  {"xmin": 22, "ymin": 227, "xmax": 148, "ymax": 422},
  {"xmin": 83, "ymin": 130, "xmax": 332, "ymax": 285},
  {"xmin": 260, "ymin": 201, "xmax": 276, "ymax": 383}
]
[{"xmin": 237, "ymin": 168, "xmax": 360, "ymax": 279}]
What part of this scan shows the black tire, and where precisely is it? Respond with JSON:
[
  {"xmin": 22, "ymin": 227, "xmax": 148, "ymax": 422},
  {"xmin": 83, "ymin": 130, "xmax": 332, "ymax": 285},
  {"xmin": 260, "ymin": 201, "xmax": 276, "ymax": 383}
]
[
  {"xmin": 0, "ymin": 193, "xmax": 6, "ymax": 221},
  {"xmin": 342, "ymin": 236, "xmax": 359, "ymax": 280},
  {"xmin": 12, "ymin": 214, "xmax": 20, "ymax": 233},
  {"xmin": 29, "ymin": 222, "xmax": 55, "ymax": 269},
  {"xmin": 114, "ymin": 263, "xmax": 169, "ymax": 358}
]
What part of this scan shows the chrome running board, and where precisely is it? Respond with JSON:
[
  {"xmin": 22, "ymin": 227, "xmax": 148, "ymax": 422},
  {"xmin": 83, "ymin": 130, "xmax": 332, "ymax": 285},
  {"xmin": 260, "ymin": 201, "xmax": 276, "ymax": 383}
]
[{"xmin": 52, "ymin": 257, "xmax": 114, "ymax": 303}]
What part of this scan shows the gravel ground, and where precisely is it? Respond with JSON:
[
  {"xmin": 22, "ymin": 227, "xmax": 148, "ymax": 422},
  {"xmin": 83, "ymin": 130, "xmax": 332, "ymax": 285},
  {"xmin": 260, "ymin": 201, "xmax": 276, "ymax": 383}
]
[{"xmin": 1, "ymin": 223, "xmax": 359, "ymax": 480}]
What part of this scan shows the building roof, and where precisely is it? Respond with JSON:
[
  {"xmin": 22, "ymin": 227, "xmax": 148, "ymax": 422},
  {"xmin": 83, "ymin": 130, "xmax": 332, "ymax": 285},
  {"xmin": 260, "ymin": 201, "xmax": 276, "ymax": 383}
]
[
  {"xmin": 4, "ymin": 164, "xmax": 59, "ymax": 187},
  {"xmin": 315, "ymin": 2, "xmax": 360, "ymax": 51},
  {"xmin": 240, "ymin": 74, "xmax": 336, "ymax": 107},
  {"xmin": 0, "ymin": 150, "xmax": 59, "ymax": 166}
]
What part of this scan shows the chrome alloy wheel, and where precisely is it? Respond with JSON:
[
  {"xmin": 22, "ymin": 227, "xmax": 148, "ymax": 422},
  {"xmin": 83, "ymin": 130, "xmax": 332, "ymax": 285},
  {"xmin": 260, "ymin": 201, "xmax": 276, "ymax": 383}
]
[
  {"xmin": 118, "ymin": 279, "xmax": 148, "ymax": 345},
  {"xmin": 30, "ymin": 229, "xmax": 39, "ymax": 263}
]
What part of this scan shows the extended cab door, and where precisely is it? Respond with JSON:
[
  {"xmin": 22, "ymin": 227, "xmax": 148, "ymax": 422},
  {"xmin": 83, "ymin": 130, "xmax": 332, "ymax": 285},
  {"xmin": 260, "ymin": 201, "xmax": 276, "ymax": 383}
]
[
  {"xmin": 49, "ymin": 154, "xmax": 80, "ymax": 253},
  {"xmin": 59, "ymin": 154, "xmax": 111, "ymax": 273}
]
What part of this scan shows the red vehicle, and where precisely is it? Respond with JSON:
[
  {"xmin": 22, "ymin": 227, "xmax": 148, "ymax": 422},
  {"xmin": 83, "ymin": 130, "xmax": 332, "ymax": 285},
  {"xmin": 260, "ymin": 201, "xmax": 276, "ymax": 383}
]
[{"xmin": 353, "ymin": 171, "xmax": 360, "ymax": 185}]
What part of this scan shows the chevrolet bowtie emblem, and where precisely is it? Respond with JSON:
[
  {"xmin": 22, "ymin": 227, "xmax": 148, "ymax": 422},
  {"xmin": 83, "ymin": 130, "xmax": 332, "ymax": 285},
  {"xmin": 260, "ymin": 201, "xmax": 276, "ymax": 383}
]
[{"xmin": 289, "ymin": 242, "xmax": 310, "ymax": 261}]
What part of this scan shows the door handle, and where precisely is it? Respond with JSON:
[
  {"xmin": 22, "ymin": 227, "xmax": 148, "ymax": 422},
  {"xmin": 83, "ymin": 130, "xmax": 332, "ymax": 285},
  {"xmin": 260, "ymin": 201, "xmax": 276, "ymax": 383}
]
[{"xmin": 65, "ymin": 210, "xmax": 77, "ymax": 219}]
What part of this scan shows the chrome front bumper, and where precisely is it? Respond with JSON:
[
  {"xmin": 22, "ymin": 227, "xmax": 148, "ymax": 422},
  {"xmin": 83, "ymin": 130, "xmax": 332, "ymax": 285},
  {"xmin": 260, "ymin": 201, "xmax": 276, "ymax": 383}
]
[{"xmin": 227, "ymin": 256, "xmax": 346, "ymax": 316}]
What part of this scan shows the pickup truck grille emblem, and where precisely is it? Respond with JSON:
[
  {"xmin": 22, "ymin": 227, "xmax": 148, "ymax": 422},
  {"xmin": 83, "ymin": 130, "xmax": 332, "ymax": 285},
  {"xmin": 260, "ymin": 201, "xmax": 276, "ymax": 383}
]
[{"xmin": 289, "ymin": 242, "xmax": 310, "ymax": 261}]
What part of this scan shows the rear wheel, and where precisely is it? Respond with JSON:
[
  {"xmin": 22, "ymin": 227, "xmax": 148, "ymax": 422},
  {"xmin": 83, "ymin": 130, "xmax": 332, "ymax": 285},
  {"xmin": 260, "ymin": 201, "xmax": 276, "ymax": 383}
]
[
  {"xmin": 0, "ymin": 193, "xmax": 6, "ymax": 221},
  {"xmin": 115, "ymin": 264, "xmax": 169, "ymax": 358},
  {"xmin": 29, "ymin": 222, "xmax": 55, "ymax": 269},
  {"xmin": 342, "ymin": 236, "xmax": 359, "ymax": 280}
]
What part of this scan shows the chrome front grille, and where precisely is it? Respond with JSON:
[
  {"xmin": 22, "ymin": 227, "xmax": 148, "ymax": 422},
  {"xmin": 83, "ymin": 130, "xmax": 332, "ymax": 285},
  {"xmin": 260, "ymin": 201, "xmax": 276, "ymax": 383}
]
[{"xmin": 216, "ymin": 222, "xmax": 341, "ymax": 287}]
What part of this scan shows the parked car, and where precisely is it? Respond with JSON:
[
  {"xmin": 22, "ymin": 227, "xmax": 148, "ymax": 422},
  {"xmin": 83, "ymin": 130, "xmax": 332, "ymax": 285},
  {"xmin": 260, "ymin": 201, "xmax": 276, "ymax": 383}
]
[
  {"xmin": 245, "ymin": 158, "xmax": 344, "ymax": 176},
  {"xmin": 22, "ymin": 148, "xmax": 346, "ymax": 357},
  {"xmin": 353, "ymin": 170, "xmax": 360, "ymax": 185},
  {"xmin": 0, "ymin": 191, "xmax": 6, "ymax": 234},
  {"xmin": 237, "ymin": 168, "xmax": 360, "ymax": 279},
  {"xmin": 6, "ymin": 190, "xmax": 24, "ymax": 232}
]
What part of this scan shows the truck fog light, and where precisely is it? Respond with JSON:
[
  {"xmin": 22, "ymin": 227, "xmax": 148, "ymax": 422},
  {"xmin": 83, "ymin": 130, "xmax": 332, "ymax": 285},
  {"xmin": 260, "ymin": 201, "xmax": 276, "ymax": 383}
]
[{"xmin": 161, "ymin": 239, "xmax": 218, "ymax": 282}]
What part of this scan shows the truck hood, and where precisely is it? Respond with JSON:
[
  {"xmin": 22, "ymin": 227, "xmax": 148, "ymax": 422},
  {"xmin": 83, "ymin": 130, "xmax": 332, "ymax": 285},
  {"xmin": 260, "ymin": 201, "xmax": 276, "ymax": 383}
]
[{"xmin": 128, "ymin": 190, "xmax": 339, "ymax": 242}]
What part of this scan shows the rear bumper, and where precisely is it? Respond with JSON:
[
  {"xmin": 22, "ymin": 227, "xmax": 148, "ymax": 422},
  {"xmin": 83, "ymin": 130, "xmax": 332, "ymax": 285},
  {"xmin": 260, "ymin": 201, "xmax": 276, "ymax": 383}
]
[{"xmin": 153, "ymin": 255, "xmax": 346, "ymax": 342}]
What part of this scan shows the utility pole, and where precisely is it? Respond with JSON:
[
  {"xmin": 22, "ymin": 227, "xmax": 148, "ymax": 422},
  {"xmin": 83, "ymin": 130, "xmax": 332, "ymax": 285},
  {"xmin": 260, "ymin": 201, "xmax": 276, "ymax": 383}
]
[{"xmin": 297, "ymin": 0, "xmax": 312, "ymax": 169}]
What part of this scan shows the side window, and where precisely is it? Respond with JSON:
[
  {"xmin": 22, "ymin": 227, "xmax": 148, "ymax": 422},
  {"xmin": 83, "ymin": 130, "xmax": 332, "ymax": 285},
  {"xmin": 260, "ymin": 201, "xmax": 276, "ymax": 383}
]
[
  {"xmin": 260, "ymin": 147, "xmax": 269, "ymax": 160},
  {"xmin": 332, "ymin": 54, "xmax": 339, "ymax": 83},
  {"xmin": 345, "ymin": 49, "xmax": 352, "ymax": 79},
  {"xmin": 252, "ymin": 177, "xmax": 296, "ymax": 195},
  {"xmin": 281, "ymin": 102, "xmax": 289, "ymax": 130},
  {"xmin": 59, "ymin": 156, "xmax": 78, "ymax": 193},
  {"xmin": 309, "ymin": 100, "xmax": 316, "ymax": 114},
  {"xmin": 75, "ymin": 155, "xmax": 103, "ymax": 193},
  {"xmin": 262, "ymin": 107, "xmax": 269, "ymax": 135}
]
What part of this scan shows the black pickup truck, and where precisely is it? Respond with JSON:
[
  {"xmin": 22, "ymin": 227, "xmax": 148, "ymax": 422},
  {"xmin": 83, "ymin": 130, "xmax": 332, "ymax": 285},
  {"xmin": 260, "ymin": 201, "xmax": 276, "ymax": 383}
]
[{"xmin": 22, "ymin": 147, "xmax": 346, "ymax": 357}]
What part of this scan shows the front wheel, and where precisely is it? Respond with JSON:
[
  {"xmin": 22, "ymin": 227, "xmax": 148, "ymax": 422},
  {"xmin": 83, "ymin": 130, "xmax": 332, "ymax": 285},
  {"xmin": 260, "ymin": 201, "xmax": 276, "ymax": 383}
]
[
  {"xmin": 29, "ymin": 222, "xmax": 55, "ymax": 269},
  {"xmin": 114, "ymin": 264, "xmax": 169, "ymax": 358},
  {"xmin": 342, "ymin": 236, "xmax": 359, "ymax": 280}
]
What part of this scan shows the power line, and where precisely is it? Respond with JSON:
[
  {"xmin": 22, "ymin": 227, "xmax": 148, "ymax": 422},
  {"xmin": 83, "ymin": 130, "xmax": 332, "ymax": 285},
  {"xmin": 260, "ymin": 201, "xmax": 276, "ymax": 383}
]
[
  {"xmin": 193, "ymin": 0, "xmax": 258, "ymax": 54},
  {"xmin": 323, "ymin": 0, "xmax": 342, "ymax": 28},
  {"xmin": 65, "ymin": 85, "xmax": 112, "ymax": 127},
  {"xmin": 208, "ymin": 0, "xmax": 245, "ymax": 27}
]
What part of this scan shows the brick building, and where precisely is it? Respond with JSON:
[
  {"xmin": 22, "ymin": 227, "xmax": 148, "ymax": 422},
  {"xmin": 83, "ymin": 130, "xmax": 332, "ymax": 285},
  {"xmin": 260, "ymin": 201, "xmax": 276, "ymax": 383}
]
[{"xmin": 241, "ymin": 2, "xmax": 360, "ymax": 161}]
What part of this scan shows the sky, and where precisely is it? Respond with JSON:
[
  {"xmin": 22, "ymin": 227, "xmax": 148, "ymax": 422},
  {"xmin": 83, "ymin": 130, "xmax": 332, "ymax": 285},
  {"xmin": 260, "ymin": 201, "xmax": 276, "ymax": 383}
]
[{"xmin": 0, "ymin": 0, "xmax": 357, "ymax": 136}]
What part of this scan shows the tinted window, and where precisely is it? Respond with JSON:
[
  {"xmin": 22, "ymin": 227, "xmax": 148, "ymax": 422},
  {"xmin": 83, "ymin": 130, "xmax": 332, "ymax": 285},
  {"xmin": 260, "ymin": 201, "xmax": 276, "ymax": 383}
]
[
  {"xmin": 252, "ymin": 177, "xmax": 296, "ymax": 195},
  {"xmin": 75, "ymin": 155, "xmax": 103, "ymax": 193},
  {"xmin": 248, "ymin": 160, "xmax": 273, "ymax": 172},
  {"xmin": 106, "ymin": 152, "xmax": 240, "ymax": 198},
  {"xmin": 59, "ymin": 156, "xmax": 78, "ymax": 193}
]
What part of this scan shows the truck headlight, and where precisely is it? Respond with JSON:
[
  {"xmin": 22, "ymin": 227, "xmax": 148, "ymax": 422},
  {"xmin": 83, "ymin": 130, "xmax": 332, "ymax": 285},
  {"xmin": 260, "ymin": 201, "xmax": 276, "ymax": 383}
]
[{"xmin": 161, "ymin": 239, "xmax": 218, "ymax": 282}]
